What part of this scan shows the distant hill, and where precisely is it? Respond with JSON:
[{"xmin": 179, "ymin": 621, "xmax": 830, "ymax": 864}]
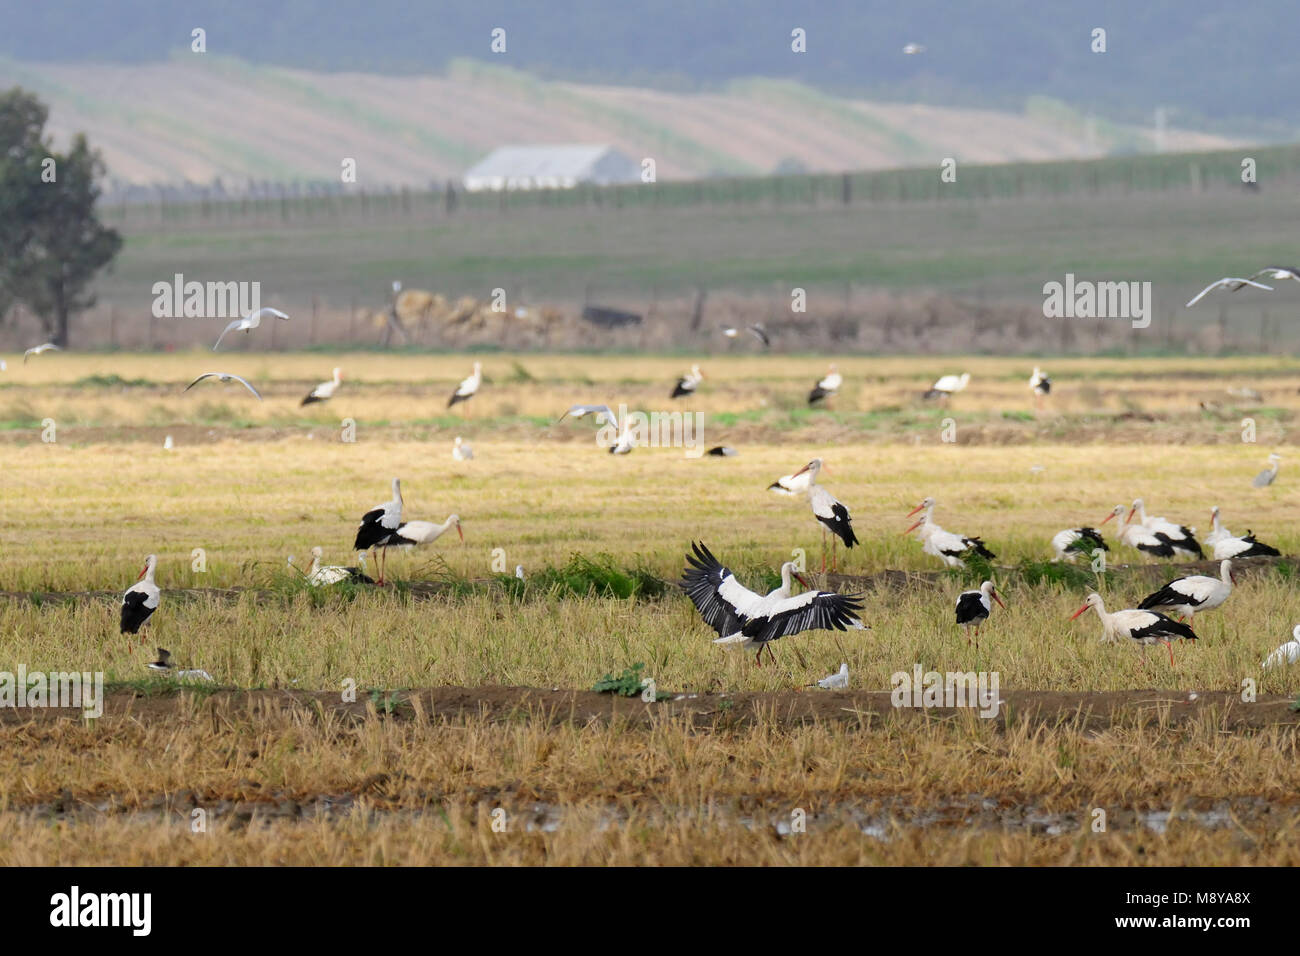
[
  {"xmin": 3, "ymin": 0, "xmax": 1300, "ymax": 135},
  {"xmin": 0, "ymin": 56, "xmax": 1238, "ymax": 189}
]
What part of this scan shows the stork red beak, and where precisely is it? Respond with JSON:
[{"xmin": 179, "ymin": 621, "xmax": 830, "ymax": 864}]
[
  {"xmin": 902, "ymin": 520, "xmax": 922, "ymax": 535},
  {"xmin": 137, "ymin": 565, "xmax": 148, "ymax": 580},
  {"xmin": 1126, "ymin": 508, "xmax": 1136, "ymax": 523},
  {"xmin": 992, "ymin": 592, "xmax": 1007, "ymax": 610},
  {"xmin": 457, "ymin": 524, "xmax": 464, "ymax": 542},
  {"xmin": 906, "ymin": 502, "xmax": 925, "ymax": 517},
  {"xmin": 794, "ymin": 572, "xmax": 810, "ymax": 589},
  {"xmin": 1100, "ymin": 512, "xmax": 1115, "ymax": 525},
  {"xmin": 791, "ymin": 462, "xmax": 812, "ymax": 478},
  {"xmin": 1069, "ymin": 605, "xmax": 1089, "ymax": 620}
]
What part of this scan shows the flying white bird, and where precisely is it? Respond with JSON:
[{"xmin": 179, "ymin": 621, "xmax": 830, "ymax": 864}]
[
  {"xmin": 448, "ymin": 361, "xmax": 482, "ymax": 408},
  {"xmin": 1246, "ymin": 266, "xmax": 1300, "ymax": 285},
  {"xmin": 306, "ymin": 546, "xmax": 374, "ymax": 586},
  {"xmin": 814, "ymin": 662, "xmax": 850, "ymax": 689},
  {"xmin": 902, "ymin": 42, "xmax": 926, "ymax": 54},
  {"xmin": 1262, "ymin": 625, "xmax": 1300, "ymax": 669},
  {"xmin": 557, "ymin": 404, "xmax": 633, "ymax": 453},
  {"xmin": 1069, "ymin": 592, "xmax": 1197, "ymax": 665},
  {"xmin": 1138, "ymin": 560, "xmax": 1234, "ymax": 626},
  {"xmin": 23, "ymin": 343, "xmax": 61, "ymax": 363},
  {"xmin": 1185, "ymin": 277, "xmax": 1272, "ymax": 308},
  {"xmin": 680, "ymin": 542, "xmax": 866, "ymax": 666},
  {"xmin": 452, "ymin": 436, "xmax": 473, "ymax": 460},
  {"xmin": 1253, "ymin": 453, "xmax": 1281, "ymax": 488},
  {"xmin": 301, "ymin": 367, "xmax": 342, "ymax": 406},
  {"xmin": 184, "ymin": 372, "xmax": 263, "ymax": 401},
  {"xmin": 923, "ymin": 372, "xmax": 970, "ymax": 400},
  {"xmin": 671, "ymin": 365, "xmax": 703, "ymax": 399},
  {"xmin": 211, "ymin": 307, "xmax": 290, "ymax": 350},
  {"xmin": 147, "ymin": 648, "xmax": 214, "ymax": 682},
  {"xmin": 955, "ymin": 580, "xmax": 1006, "ymax": 647},
  {"xmin": 557, "ymin": 404, "xmax": 618, "ymax": 426},
  {"xmin": 121, "ymin": 554, "xmax": 160, "ymax": 644},
  {"xmin": 808, "ymin": 364, "xmax": 842, "ymax": 405},
  {"xmin": 353, "ymin": 478, "xmax": 404, "ymax": 585}
]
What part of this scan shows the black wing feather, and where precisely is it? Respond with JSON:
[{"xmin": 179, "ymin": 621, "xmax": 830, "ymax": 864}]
[
  {"xmin": 679, "ymin": 541, "xmax": 750, "ymax": 637},
  {"xmin": 740, "ymin": 592, "xmax": 864, "ymax": 644}
]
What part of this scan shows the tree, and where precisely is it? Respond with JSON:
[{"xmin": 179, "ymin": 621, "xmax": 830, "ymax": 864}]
[{"xmin": 0, "ymin": 88, "xmax": 121, "ymax": 347}]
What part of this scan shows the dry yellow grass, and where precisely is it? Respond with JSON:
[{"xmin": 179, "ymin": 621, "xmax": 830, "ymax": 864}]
[{"xmin": 2, "ymin": 351, "xmax": 1297, "ymax": 865}]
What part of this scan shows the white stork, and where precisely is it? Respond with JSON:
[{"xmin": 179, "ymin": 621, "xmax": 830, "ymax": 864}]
[
  {"xmin": 903, "ymin": 498, "xmax": 995, "ymax": 568},
  {"xmin": 1248, "ymin": 266, "xmax": 1300, "ymax": 285},
  {"xmin": 787, "ymin": 459, "xmax": 858, "ymax": 570},
  {"xmin": 955, "ymin": 580, "xmax": 1006, "ymax": 647},
  {"xmin": 1050, "ymin": 526, "xmax": 1107, "ymax": 564},
  {"xmin": 923, "ymin": 372, "xmax": 970, "ymax": 401},
  {"xmin": 184, "ymin": 371, "xmax": 263, "ymax": 400},
  {"xmin": 447, "ymin": 361, "xmax": 482, "ymax": 409},
  {"xmin": 389, "ymin": 514, "xmax": 463, "ymax": 551},
  {"xmin": 679, "ymin": 543, "xmax": 866, "ymax": 666},
  {"xmin": 807, "ymin": 364, "xmax": 842, "ymax": 405},
  {"xmin": 353, "ymin": 478, "xmax": 403, "ymax": 584},
  {"xmin": 1262, "ymin": 625, "xmax": 1300, "ymax": 669},
  {"xmin": 1101, "ymin": 505, "xmax": 1177, "ymax": 559},
  {"xmin": 301, "ymin": 367, "xmax": 342, "ymax": 406},
  {"xmin": 121, "ymin": 554, "xmax": 160, "ymax": 646},
  {"xmin": 671, "ymin": 365, "xmax": 703, "ymax": 399},
  {"xmin": 1206, "ymin": 506, "xmax": 1280, "ymax": 559},
  {"xmin": 1138, "ymin": 560, "xmax": 1234, "ymax": 625},
  {"xmin": 306, "ymin": 547, "xmax": 374, "ymax": 586},
  {"xmin": 1127, "ymin": 499, "xmax": 1203, "ymax": 558},
  {"xmin": 1028, "ymin": 366, "xmax": 1051, "ymax": 410},
  {"xmin": 1253, "ymin": 453, "xmax": 1281, "ymax": 488},
  {"xmin": 147, "ymin": 648, "xmax": 214, "ymax": 682},
  {"xmin": 22, "ymin": 342, "xmax": 60, "ymax": 363},
  {"xmin": 452, "ymin": 436, "xmax": 474, "ymax": 461},
  {"xmin": 1185, "ymin": 276, "xmax": 1272, "ymax": 308},
  {"xmin": 706, "ymin": 445, "xmax": 738, "ymax": 457},
  {"xmin": 212, "ymin": 307, "xmax": 290, "ymax": 350},
  {"xmin": 1069, "ymin": 592, "xmax": 1197, "ymax": 665}
]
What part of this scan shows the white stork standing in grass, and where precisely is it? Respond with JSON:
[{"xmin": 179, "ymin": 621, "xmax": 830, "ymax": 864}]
[
  {"xmin": 212, "ymin": 307, "xmax": 290, "ymax": 350},
  {"xmin": 1050, "ymin": 526, "xmax": 1108, "ymax": 564},
  {"xmin": 121, "ymin": 554, "xmax": 160, "ymax": 648},
  {"xmin": 1069, "ymin": 592, "xmax": 1197, "ymax": 665},
  {"xmin": 353, "ymin": 478, "xmax": 403, "ymax": 584},
  {"xmin": 1127, "ymin": 499, "xmax": 1203, "ymax": 558},
  {"xmin": 389, "ymin": 514, "xmax": 463, "ymax": 551},
  {"xmin": 301, "ymin": 367, "xmax": 342, "ymax": 406},
  {"xmin": 671, "ymin": 365, "xmax": 703, "ymax": 399},
  {"xmin": 1262, "ymin": 625, "xmax": 1300, "ymax": 669},
  {"xmin": 1138, "ymin": 560, "xmax": 1234, "ymax": 626},
  {"xmin": 955, "ymin": 580, "xmax": 1006, "ymax": 647},
  {"xmin": 1206, "ymin": 506, "xmax": 1281, "ymax": 559},
  {"xmin": 1253, "ymin": 453, "xmax": 1281, "ymax": 488},
  {"xmin": 785, "ymin": 458, "xmax": 858, "ymax": 570},
  {"xmin": 679, "ymin": 543, "xmax": 867, "ymax": 666},
  {"xmin": 1029, "ymin": 366, "xmax": 1051, "ymax": 410},
  {"xmin": 1101, "ymin": 505, "xmax": 1176, "ymax": 559},
  {"xmin": 807, "ymin": 364, "xmax": 842, "ymax": 405},
  {"xmin": 903, "ymin": 498, "xmax": 996, "ymax": 568},
  {"xmin": 306, "ymin": 547, "xmax": 375, "ymax": 586},
  {"xmin": 1184, "ymin": 276, "xmax": 1273, "ymax": 308},
  {"xmin": 452, "ymin": 436, "xmax": 473, "ymax": 461},
  {"xmin": 447, "ymin": 361, "xmax": 482, "ymax": 409},
  {"xmin": 923, "ymin": 372, "xmax": 970, "ymax": 401}
]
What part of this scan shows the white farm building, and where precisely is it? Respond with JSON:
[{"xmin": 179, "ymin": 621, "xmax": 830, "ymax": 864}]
[{"xmin": 462, "ymin": 144, "xmax": 641, "ymax": 192}]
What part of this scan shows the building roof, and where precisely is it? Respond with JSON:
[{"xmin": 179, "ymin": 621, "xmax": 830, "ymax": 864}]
[{"xmin": 463, "ymin": 144, "xmax": 639, "ymax": 190}]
